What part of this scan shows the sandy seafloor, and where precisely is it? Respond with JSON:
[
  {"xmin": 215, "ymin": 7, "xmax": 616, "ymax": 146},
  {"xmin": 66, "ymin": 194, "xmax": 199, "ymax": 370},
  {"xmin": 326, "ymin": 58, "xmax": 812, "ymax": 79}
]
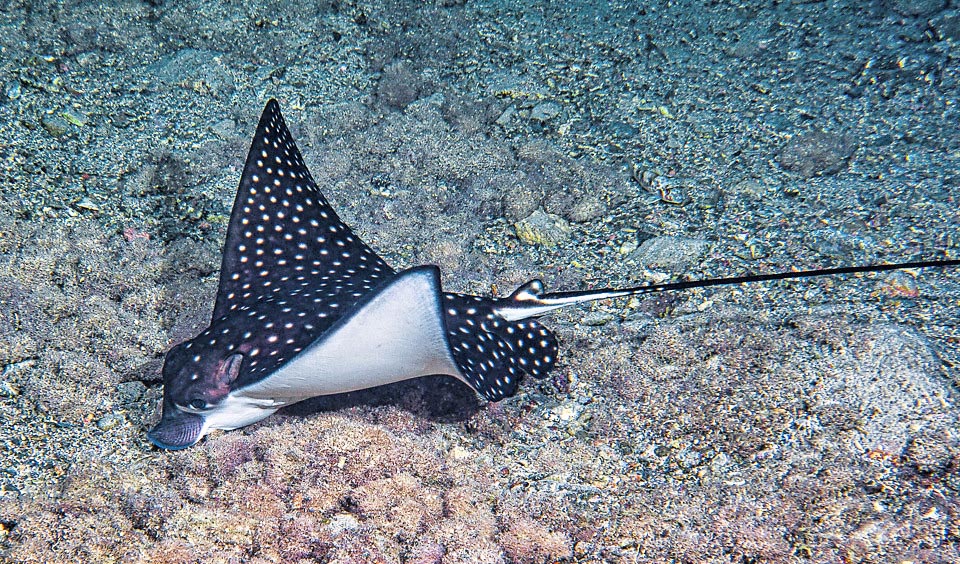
[{"xmin": 1, "ymin": 0, "xmax": 959, "ymax": 562}]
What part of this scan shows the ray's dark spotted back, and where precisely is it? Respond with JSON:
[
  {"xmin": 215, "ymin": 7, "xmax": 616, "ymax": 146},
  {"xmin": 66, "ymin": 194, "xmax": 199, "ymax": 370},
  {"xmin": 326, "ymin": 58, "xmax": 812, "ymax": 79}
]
[
  {"xmin": 206, "ymin": 100, "xmax": 397, "ymax": 387},
  {"xmin": 169, "ymin": 99, "xmax": 558, "ymax": 402}
]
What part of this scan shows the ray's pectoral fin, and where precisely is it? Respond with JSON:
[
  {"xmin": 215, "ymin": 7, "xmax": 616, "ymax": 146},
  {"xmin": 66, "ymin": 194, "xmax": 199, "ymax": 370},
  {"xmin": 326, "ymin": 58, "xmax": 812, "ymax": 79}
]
[
  {"xmin": 442, "ymin": 288, "xmax": 559, "ymax": 402},
  {"xmin": 236, "ymin": 265, "xmax": 464, "ymax": 401}
]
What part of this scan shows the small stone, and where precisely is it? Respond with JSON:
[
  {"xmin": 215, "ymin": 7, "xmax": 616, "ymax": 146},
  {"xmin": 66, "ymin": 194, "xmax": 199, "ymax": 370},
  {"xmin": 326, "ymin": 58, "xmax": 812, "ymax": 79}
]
[
  {"xmin": 888, "ymin": 0, "xmax": 946, "ymax": 17},
  {"xmin": 710, "ymin": 452, "xmax": 731, "ymax": 473},
  {"xmin": 677, "ymin": 448, "xmax": 703, "ymax": 468},
  {"xmin": 97, "ymin": 413, "xmax": 122, "ymax": 431},
  {"xmin": 117, "ymin": 381, "xmax": 147, "ymax": 403},
  {"xmin": 513, "ymin": 209, "xmax": 572, "ymax": 247},
  {"xmin": 61, "ymin": 109, "xmax": 88, "ymax": 127},
  {"xmin": 733, "ymin": 178, "xmax": 766, "ymax": 198},
  {"xmin": 4, "ymin": 81, "xmax": 21, "ymax": 100},
  {"xmin": 530, "ymin": 101, "xmax": 561, "ymax": 122},
  {"xmin": 779, "ymin": 130, "xmax": 856, "ymax": 178},
  {"xmin": 553, "ymin": 403, "xmax": 580, "ymax": 422},
  {"xmin": 210, "ymin": 118, "xmax": 237, "ymax": 139},
  {"xmin": 619, "ymin": 239, "xmax": 639, "ymax": 255},
  {"xmin": 326, "ymin": 513, "xmax": 361, "ymax": 535},
  {"xmin": 76, "ymin": 199, "xmax": 100, "ymax": 212},
  {"xmin": 0, "ymin": 381, "xmax": 18, "ymax": 398},
  {"xmin": 629, "ymin": 236, "xmax": 709, "ymax": 271},
  {"xmin": 41, "ymin": 114, "xmax": 71, "ymax": 137},
  {"xmin": 495, "ymin": 105, "xmax": 516, "ymax": 126},
  {"xmin": 582, "ymin": 311, "xmax": 615, "ymax": 326},
  {"xmin": 76, "ymin": 52, "xmax": 100, "ymax": 67},
  {"xmin": 877, "ymin": 270, "xmax": 919, "ymax": 298}
]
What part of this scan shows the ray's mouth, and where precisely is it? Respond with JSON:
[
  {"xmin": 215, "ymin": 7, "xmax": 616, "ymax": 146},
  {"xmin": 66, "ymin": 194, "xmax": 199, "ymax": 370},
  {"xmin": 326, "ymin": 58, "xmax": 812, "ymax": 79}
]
[{"xmin": 147, "ymin": 407, "xmax": 205, "ymax": 450}]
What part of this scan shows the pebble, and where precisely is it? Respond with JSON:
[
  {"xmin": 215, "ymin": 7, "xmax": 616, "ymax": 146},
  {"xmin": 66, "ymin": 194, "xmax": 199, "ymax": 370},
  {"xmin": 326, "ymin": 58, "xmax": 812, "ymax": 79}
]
[
  {"xmin": 326, "ymin": 513, "xmax": 361, "ymax": 535},
  {"xmin": 41, "ymin": 115, "xmax": 71, "ymax": 137},
  {"xmin": 117, "ymin": 381, "xmax": 147, "ymax": 404},
  {"xmin": 210, "ymin": 118, "xmax": 238, "ymax": 140},
  {"xmin": 61, "ymin": 110, "xmax": 88, "ymax": 127},
  {"xmin": 96, "ymin": 414, "xmax": 122, "ymax": 431},
  {"xmin": 877, "ymin": 270, "xmax": 919, "ymax": 298},
  {"xmin": 554, "ymin": 403, "xmax": 580, "ymax": 422},
  {"xmin": 618, "ymin": 239, "xmax": 639, "ymax": 255},
  {"xmin": 513, "ymin": 209, "xmax": 572, "ymax": 247},
  {"xmin": 529, "ymin": 101, "xmax": 561, "ymax": 122},
  {"xmin": 710, "ymin": 452, "xmax": 731, "ymax": 474},
  {"xmin": 0, "ymin": 381, "xmax": 18, "ymax": 398},
  {"xmin": 4, "ymin": 81, "xmax": 21, "ymax": 100},
  {"xmin": 582, "ymin": 311, "xmax": 615, "ymax": 326},
  {"xmin": 732, "ymin": 178, "xmax": 767, "ymax": 198},
  {"xmin": 676, "ymin": 448, "xmax": 703, "ymax": 469},
  {"xmin": 495, "ymin": 105, "xmax": 516, "ymax": 125},
  {"xmin": 76, "ymin": 199, "xmax": 100, "ymax": 212},
  {"xmin": 629, "ymin": 236, "xmax": 709, "ymax": 271},
  {"xmin": 779, "ymin": 130, "xmax": 856, "ymax": 178}
]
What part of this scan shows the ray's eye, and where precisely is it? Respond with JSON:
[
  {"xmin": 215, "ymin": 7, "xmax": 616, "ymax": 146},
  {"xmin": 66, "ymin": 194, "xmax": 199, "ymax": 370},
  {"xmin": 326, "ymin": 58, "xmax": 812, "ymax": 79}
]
[{"xmin": 188, "ymin": 399, "xmax": 208, "ymax": 410}]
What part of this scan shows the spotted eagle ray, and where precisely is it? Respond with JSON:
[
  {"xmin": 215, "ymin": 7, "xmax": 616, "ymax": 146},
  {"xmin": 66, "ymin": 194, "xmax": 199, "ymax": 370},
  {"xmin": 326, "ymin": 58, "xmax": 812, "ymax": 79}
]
[{"xmin": 147, "ymin": 99, "xmax": 959, "ymax": 450}]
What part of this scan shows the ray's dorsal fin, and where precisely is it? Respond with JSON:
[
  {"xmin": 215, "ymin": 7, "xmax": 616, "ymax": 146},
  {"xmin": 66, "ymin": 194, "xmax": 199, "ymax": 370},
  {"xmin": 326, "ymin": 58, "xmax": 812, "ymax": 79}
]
[
  {"xmin": 495, "ymin": 258, "xmax": 960, "ymax": 322},
  {"xmin": 212, "ymin": 99, "xmax": 395, "ymax": 322}
]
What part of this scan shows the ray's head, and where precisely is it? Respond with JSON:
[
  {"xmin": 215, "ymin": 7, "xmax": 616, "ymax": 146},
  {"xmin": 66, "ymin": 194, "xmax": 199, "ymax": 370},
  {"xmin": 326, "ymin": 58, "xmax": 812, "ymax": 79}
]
[
  {"xmin": 163, "ymin": 339, "xmax": 244, "ymax": 412},
  {"xmin": 148, "ymin": 98, "xmax": 399, "ymax": 449},
  {"xmin": 147, "ymin": 338, "xmax": 244, "ymax": 450}
]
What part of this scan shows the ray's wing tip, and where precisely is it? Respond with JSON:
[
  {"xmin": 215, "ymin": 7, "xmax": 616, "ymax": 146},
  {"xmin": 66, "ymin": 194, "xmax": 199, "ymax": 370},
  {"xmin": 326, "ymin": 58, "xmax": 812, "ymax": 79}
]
[{"xmin": 259, "ymin": 98, "xmax": 284, "ymax": 125}]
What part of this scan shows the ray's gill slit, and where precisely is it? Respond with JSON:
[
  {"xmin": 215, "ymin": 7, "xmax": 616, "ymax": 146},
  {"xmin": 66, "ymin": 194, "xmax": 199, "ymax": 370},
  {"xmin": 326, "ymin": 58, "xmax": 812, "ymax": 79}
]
[{"xmin": 147, "ymin": 99, "xmax": 958, "ymax": 450}]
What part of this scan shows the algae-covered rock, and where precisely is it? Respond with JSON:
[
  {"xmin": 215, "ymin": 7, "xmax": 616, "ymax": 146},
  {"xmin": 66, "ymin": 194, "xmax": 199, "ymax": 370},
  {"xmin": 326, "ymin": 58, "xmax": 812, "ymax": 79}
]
[
  {"xmin": 629, "ymin": 235, "xmax": 709, "ymax": 271},
  {"xmin": 513, "ymin": 209, "xmax": 572, "ymax": 247},
  {"xmin": 40, "ymin": 115, "xmax": 71, "ymax": 137}
]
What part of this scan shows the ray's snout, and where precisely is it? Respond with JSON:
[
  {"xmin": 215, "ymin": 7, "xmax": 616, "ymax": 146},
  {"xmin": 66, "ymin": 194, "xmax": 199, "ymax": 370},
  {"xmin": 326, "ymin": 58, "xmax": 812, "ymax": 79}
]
[{"xmin": 147, "ymin": 404, "xmax": 204, "ymax": 450}]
